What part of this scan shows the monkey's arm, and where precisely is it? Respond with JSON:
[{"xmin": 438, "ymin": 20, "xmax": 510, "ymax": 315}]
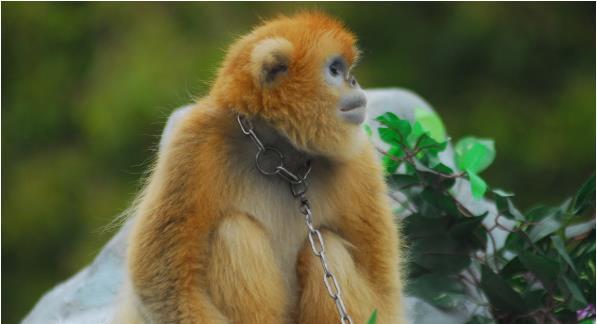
[
  {"xmin": 296, "ymin": 146, "xmax": 404, "ymax": 324},
  {"xmin": 127, "ymin": 211, "xmax": 229, "ymax": 323},
  {"xmin": 128, "ymin": 200, "xmax": 288, "ymax": 324},
  {"xmin": 124, "ymin": 112, "xmax": 231, "ymax": 324}
]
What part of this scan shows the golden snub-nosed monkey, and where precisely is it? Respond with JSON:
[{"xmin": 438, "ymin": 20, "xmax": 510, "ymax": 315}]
[{"xmin": 114, "ymin": 11, "xmax": 405, "ymax": 324}]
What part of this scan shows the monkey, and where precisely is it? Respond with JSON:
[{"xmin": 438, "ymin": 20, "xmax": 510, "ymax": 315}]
[{"xmin": 114, "ymin": 12, "xmax": 404, "ymax": 324}]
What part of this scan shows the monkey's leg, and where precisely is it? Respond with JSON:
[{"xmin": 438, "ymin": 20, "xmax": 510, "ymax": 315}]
[
  {"xmin": 207, "ymin": 212, "xmax": 288, "ymax": 324},
  {"xmin": 127, "ymin": 211, "xmax": 231, "ymax": 324},
  {"xmin": 320, "ymin": 148, "xmax": 405, "ymax": 323},
  {"xmin": 296, "ymin": 229, "xmax": 385, "ymax": 324},
  {"xmin": 336, "ymin": 196, "xmax": 405, "ymax": 322}
]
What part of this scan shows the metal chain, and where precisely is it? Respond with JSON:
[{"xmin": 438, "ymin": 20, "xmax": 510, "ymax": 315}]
[{"xmin": 236, "ymin": 114, "xmax": 353, "ymax": 324}]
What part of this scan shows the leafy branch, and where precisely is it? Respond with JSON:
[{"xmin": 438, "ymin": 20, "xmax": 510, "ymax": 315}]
[{"xmin": 366, "ymin": 111, "xmax": 595, "ymax": 323}]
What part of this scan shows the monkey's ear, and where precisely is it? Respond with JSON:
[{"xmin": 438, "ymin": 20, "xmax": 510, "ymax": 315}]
[{"xmin": 250, "ymin": 38, "xmax": 293, "ymax": 86}]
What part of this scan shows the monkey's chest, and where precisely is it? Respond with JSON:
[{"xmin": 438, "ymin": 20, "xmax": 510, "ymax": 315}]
[{"xmin": 235, "ymin": 177, "xmax": 332, "ymax": 305}]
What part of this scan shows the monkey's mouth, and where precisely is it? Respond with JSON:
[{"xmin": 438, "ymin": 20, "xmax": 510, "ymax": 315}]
[
  {"xmin": 340, "ymin": 105, "xmax": 365, "ymax": 112},
  {"xmin": 339, "ymin": 96, "xmax": 367, "ymax": 112},
  {"xmin": 338, "ymin": 105, "xmax": 366, "ymax": 125}
]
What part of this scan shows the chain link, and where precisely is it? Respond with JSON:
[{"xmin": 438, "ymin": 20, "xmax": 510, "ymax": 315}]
[{"xmin": 236, "ymin": 114, "xmax": 353, "ymax": 324}]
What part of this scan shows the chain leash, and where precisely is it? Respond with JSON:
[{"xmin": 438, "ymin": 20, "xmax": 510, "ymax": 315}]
[{"xmin": 236, "ymin": 114, "xmax": 353, "ymax": 324}]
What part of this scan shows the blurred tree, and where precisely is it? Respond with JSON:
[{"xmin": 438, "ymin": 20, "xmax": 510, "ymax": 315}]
[{"xmin": 2, "ymin": 3, "xmax": 594, "ymax": 323}]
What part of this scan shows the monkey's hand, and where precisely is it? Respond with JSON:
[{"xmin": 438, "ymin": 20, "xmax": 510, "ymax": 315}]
[
  {"xmin": 295, "ymin": 229, "xmax": 396, "ymax": 324},
  {"xmin": 206, "ymin": 212, "xmax": 289, "ymax": 324}
]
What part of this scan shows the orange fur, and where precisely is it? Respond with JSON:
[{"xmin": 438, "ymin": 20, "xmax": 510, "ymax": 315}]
[{"xmin": 115, "ymin": 12, "xmax": 404, "ymax": 323}]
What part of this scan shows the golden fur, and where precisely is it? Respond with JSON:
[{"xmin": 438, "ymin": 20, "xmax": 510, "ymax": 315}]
[{"xmin": 115, "ymin": 12, "xmax": 404, "ymax": 323}]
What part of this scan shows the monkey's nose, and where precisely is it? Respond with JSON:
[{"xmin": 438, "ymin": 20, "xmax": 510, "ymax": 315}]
[
  {"xmin": 338, "ymin": 91, "xmax": 367, "ymax": 125},
  {"xmin": 347, "ymin": 75, "xmax": 359, "ymax": 88},
  {"xmin": 339, "ymin": 93, "xmax": 367, "ymax": 112}
]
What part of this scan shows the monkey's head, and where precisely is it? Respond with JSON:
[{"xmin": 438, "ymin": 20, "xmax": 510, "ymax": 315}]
[{"xmin": 211, "ymin": 12, "xmax": 368, "ymax": 160}]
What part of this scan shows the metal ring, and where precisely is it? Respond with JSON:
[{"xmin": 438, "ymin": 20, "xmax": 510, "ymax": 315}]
[
  {"xmin": 291, "ymin": 181, "xmax": 307, "ymax": 197},
  {"xmin": 323, "ymin": 272, "xmax": 341, "ymax": 299},
  {"xmin": 335, "ymin": 296, "xmax": 348, "ymax": 316},
  {"xmin": 255, "ymin": 147, "xmax": 284, "ymax": 175},
  {"xmin": 319, "ymin": 252, "xmax": 331, "ymax": 274},
  {"xmin": 300, "ymin": 202, "xmax": 311, "ymax": 216},
  {"xmin": 248, "ymin": 130, "xmax": 265, "ymax": 151},
  {"xmin": 303, "ymin": 159, "xmax": 312, "ymax": 179},
  {"xmin": 308, "ymin": 229, "xmax": 325, "ymax": 256},
  {"xmin": 306, "ymin": 220, "xmax": 316, "ymax": 233},
  {"xmin": 276, "ymin": 165, "xmax": 301, "ymax": 183},
  {"xmin": 236, "ymin": 114, "xmax": 252, "ymax": 135}
]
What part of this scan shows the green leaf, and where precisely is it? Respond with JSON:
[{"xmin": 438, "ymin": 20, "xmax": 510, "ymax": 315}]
[
  {"xmin": 469, "ymin": 226, "xmax": 489, "ymax": 250},
  {"xmin": 378, "ymin": 127, "xmax": 401, "ymax": 146},
  {"xmin": 366, "ymin": 309, "xmax": 378, "ymax": 324},
  {"xmin": 573, "ymin": 174, "xmax": 596, "ymax": 215},
  {"xmin": 480, "ymin": 264, "xmax": 527, "ymax": 314},
  {"xmin": 493, "ymin": 189, "xmax": 515, "ymax": 197},
  {"xmin": 389, "ymin": 174, "xmax": 419, "ymax": 190},
  {"xmin": 450, "ymin": 214, "xmax": 487, "ymax": 237},
  {"xmin": 381, "ymin": 145, "xmax": 404, "ymax": 174},
  {"xmin": 410, "ymin": 233, "xmax": 471, "ymax": 274},
  {"xmin": 525, "ymin": 205, "xmax": 559, "ymax": 222},
  {"xmin": 416, "ymin": 132, "xmax": 448, "ymax": 155},
  {"xmin": 405, "ymin": 273, "xmax": 467, "ymax": 309},
  {"xmin": 551, "ymin": 236, "xmax": 578, "ymax": 273},
  {"xmin": 375, "ymin": 111, "xmax": 401, "ymax": 126},
  {"xmin": 418, "ymin": 163, "xmax": 456, "ymax": 190},
  {"xmin": 455, "ymin": 137, "xmax": 496, "ymax": 174},
  {"xmin": 382, "ymin": 157, "xmax": 399, "ymax": 174},
  {"xmin": 493, "ymin": 190, "xmax": 524, "ymax": 220},
  {"xmin": 528, "ymin": 210, "xmax": 563, "ymax": 242},
  {"xmin": 363, "ymin": 124, "xmax": 372, "ymax": 137},
  {"xmin": 500, "ymin": 256, "xmax": 524, "ymax": 276},
  {"xmin": 375, "ymin": 112, "xmax": 412, "ymax": 140},
  {"xmin": 561, "ymin": 274, "xmax": 588, "ymax": 307},
  {"xmin": 407, "ymin": 120, "xmax": 447, "ymax": 155},
  {"xmin": 420, "ymin": 187, "xmax": 460, "ymax": 217},
  {"xmin": 521, "ymin": 289, "xmax": 545, "ymax": 312},
  {"xmin": 450, "ymin": 214, "xmax": 488, "ymax": 250},
  {"xmin": 403, "ymin": 214, "xmax": 447, "ymax": 239},
  {"xmin": 432, "ymin": 163, "xmax": 454, "ymax": 175},
  {"xmin": 571, "ymin": 235, "xmax": 595, "ymax": 258},
  {"xmin": 414, "ymin": 107, "xmax": 447, "ymax": 142},
  {"xmin": 467, "ymin": 170, "xmax": 487, "ymax": 199},
  {"xmin": 504, "ymin": 232, "xmax": 530, "ymax": 253},
  {"xmin": 518, "ymin": 251, "xmax": 559, "ymax": 286},
  {"xmin": 407, "ymin": 121, "xmax": 426, "ymax": 147}
]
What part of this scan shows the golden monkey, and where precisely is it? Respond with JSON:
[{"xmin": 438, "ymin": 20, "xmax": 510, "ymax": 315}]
[{"xmin": 115, "ymin": 12, "xmax": 404, "ymax": 324}]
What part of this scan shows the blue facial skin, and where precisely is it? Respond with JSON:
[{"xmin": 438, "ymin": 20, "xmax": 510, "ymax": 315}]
[{"xmin": 324, "ymin": 56, "xmax": 368, "ymax": 125}]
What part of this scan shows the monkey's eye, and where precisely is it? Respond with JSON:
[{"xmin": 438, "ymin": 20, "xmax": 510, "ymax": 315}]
[{"xmin": 329, "ymin": 61, "xmax": 341, "ymax": 77}]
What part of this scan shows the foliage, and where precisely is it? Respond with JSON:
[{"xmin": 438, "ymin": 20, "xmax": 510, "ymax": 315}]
[
  {"xmin": 367, "ymin": 111, "xmax": 596, "ymax": 323},
  {"xmin": 367, "ymin": 309, "xmax": 378, "ymax": 324}
]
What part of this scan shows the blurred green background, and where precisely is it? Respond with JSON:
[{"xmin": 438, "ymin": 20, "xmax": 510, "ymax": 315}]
[{"xmin": 2, "ymin": 2, "xmax": 595, "ymax": 323}]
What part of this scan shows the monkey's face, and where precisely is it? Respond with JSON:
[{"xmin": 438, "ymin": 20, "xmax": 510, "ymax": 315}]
[
  {"xmin": 211, "ymin": 13, "xmax": 368, "ymax": 160},
  {"xmin": 323, "ymin": 56, "xmax": 367, "ymax": 125}
]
